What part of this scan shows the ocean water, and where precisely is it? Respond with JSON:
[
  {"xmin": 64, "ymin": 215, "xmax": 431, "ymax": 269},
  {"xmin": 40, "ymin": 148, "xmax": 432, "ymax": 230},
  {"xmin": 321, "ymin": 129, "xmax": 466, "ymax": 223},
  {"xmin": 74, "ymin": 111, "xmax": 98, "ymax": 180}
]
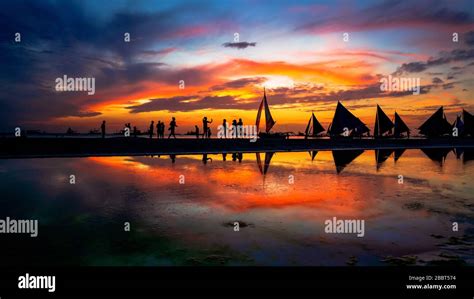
[{"xmin": 0, "ymin": 149, "xmax": 473, "ymax": 266}]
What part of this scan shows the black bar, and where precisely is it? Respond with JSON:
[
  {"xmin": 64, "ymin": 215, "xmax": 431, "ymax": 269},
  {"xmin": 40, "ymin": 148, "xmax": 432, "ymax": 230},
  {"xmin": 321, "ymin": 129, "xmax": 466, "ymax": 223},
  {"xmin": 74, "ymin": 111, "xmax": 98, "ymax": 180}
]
[{"xmin": 0, "ymin": 267, "xmax": 472, "ymax": 298}]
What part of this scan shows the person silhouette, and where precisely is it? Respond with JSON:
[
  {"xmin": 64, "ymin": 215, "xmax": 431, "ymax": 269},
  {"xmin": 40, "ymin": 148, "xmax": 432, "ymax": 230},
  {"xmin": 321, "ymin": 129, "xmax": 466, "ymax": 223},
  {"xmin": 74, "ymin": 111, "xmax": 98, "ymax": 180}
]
[
  {"xmin": 237, "ymin": 118, "xmax": 243, "ymax": 138},
  {"xmin": 222, "ymin": 119, "xmax": 228, "ymax": 138},
  {"xmin": 231, "ymin": 120, "xmax": 237, "ymax": 138},
  {"xmin": 168, "ymin": 117, "xmax": 177, "ymax": 139},
  {"xmin": 161, "ymin": 122, "xmax": 165, "ymax": 138},
  {"xmin": 195, "ymin": 125, "xmax": 200, "ymax": 139},
  {"xmin": 101, "ymin": 121, "xmax": 106, "ymax": 138},
  {"xmin": 202, "ymin": 117, "xmax": 213, "ymax": 139},
  {"xmin": 149, "ymin": 121, "xmax": 154, "ymax": 139},
  {"xmin": 156, "ymin": 121, "xmax": 161, "ymax": 139},
  {"xmin": 207, "ymin": 127, "xmax": 212, "ymax": 138},
  {"xmin": 133, "ymin": 126, "xmax": 138, "ymax": 137},
  {"xmin": 170, "ymin": 154, "xmax": 176, "ymax": 163}
]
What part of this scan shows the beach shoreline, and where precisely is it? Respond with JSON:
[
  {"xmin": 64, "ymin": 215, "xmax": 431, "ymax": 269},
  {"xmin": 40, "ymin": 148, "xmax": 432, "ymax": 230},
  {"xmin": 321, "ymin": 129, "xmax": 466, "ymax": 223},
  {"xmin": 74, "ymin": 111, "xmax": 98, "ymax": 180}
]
[{"xmin": 1, "ymin": 137, "xmax": 474, "ymax": 158}]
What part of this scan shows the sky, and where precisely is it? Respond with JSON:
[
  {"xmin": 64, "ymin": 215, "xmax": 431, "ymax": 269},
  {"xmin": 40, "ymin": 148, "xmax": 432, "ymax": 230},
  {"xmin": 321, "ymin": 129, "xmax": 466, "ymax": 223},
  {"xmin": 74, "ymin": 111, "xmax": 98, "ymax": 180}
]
[{"xmin": 0, "ymin": 0, "xmax": 473, "ymax": 134}]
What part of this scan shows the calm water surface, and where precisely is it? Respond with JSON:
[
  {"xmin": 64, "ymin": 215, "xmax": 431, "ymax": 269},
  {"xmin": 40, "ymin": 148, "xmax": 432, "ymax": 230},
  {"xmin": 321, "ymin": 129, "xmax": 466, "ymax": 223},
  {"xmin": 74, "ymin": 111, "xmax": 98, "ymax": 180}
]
[{"xmin": 0, "ymin": 149, "xmax": 473, "ymax": 266}]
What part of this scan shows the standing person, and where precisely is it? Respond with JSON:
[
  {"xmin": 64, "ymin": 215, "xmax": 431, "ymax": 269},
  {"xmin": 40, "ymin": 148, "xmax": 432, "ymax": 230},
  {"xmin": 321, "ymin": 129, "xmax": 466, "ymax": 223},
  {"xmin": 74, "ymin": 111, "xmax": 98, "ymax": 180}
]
[
  {"xmin": 222, "ymin": 119, "xmax": 228, "ymax": 138},
  {"xmin": 149, "ymin": 121, "xmax": 154, "ymax": 139},
  {"xmin": 195, "ymin": 125, "xmax": 200, "ymax": 139},
  {"xmin": 168, "ymin": 117, "xmax": 177, "ymax": 139},
  {"xmin": 160, "ymin": 122, "xmax": 165, "ymax": 138},
  {"xmin": 237, "ymin": 118, "xmax": 243, "ymax": 138},
  {"xmin": 101, "ymin": 120, "xmax": 106, "ymax": 138},
  {"xmin": 231, "ymin": 119, "xmax": 237, "ymax": 138},
  {"xmin": 133, "ymin": 126, "xmax": 138, "ymax": 137},
  {"xmin": 156, "ymin": 121, "xmax": 161, "ymax": 139},
  {"xmin": 202, "ymin": 117, "xmax": 213, "ymax": 139}
]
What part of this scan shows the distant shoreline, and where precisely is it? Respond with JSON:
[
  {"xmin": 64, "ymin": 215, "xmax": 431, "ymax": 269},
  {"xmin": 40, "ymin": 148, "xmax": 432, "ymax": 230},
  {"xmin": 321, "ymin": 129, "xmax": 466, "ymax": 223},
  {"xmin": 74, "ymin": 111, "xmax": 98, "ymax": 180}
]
[{"xmin": 1, "ymin": 137, "xmax": 473, "ymax": 159}]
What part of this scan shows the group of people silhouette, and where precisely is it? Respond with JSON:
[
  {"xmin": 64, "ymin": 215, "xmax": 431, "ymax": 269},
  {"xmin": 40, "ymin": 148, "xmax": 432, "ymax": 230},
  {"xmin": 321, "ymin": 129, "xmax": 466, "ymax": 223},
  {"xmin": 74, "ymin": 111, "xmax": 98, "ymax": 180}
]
[
  {"xmin": 99, "ymin": 118, "xmax": 177, "ymax": 139},
  {"xmin": 221, "ymin": 118, "xmax": 244, "ymax": 138},
  {"xmin": 99, "ymin": 116, "xmax": 244, "ymax": 139},
  {"xmin": 149, "ymin": 118, "xmax": 177, "ymax": 139}
]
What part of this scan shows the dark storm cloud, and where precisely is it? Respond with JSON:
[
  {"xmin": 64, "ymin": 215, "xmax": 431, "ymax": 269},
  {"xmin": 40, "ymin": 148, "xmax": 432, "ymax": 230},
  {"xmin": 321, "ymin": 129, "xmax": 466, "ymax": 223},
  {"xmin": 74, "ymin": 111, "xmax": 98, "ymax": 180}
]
[
  {"xmin": 432, "ymin": 77, "xmax": 444, "ymax": 84},
  {"xmin": 222, "ymin": 42, "xmax": 257, "ymax": 49}
]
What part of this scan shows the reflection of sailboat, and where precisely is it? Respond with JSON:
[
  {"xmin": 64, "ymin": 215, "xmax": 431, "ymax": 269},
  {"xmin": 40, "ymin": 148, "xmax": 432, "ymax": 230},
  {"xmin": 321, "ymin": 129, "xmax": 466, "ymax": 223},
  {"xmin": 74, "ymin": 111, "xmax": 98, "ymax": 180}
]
[
  {"xmin": 394, "ymin": 149, "xmax": 406, "ymax": 162},
  {"xmin": 328, "ymin": 102, "xmax": 369, "ymax": 137},
  {"xmin": 374, "ymin": 105, "xmax": 394, "ymax": 137},
  {"xmin": 256, "ymin": 152, "xmax": 274, "ymax": 175},
  {"xmin": 463, "ymin": 109, "xmax": 474, "ymax": 137},
  {"xmin": 394, "ymin": 112, "xmax": 410, "ymax": 137},
  {"xmin": 256, "ymin": 89, "xmax": 286, "ymax": 139},
  {"xmin": 332, "ymin": 150, "xmax": 364, "ymax": 174},
  {"xmin": 375, "ymin": 149, "xmax": 393, "ymax": 170},
  {"xmin": 418, "ymin": 107, "xmax": 451, "ymax": 137},
  {"xmin": 308, "ymin": 150, "xmax": 318, "ymax": 161},
  {"xmin": 305, "ymin": 112, "xmax": 325, "ymax": 138},
  {"xmin": 453, "ymin": 148, "xmax": 463, "ymax": 159},
  {"xmin": 420, "ymin": 148, "xmax": 451, "ymax": 165},
  {"xmin": 463, "ymin": 149, "xmax": 474, "ymax": 163}
]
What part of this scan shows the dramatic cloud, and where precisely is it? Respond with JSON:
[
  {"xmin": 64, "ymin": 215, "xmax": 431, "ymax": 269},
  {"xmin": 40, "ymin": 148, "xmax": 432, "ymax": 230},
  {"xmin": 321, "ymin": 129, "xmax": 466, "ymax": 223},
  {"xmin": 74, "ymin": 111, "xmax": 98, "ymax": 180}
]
[
  {"xmin": 209, "ymin": 77, "xmax": 266, "ymax": 91},
  {"xmin": 0, "ymin": 0, "xmax": 472, "ymax": 132},
  {"xmin": 394, "ymin": 49, "xmax": 474, "ymax": 75},
  {"xmin": 222, "ymin": 42, "xmax": 257, "ymax": 49},
  {"xmin": 297, "ymin": 0, "xmax": 473, "ymax": 34},
  {"xmin": 127, "ymin": 95, "xmax": 254, "ymax": 113},
  {"xmin": 127, "ymin": 83, "xmax": 431, "ymax": 113},
  {"xmin": 465, "ymin": 30, "xmax": 474, "ymax": 46}
]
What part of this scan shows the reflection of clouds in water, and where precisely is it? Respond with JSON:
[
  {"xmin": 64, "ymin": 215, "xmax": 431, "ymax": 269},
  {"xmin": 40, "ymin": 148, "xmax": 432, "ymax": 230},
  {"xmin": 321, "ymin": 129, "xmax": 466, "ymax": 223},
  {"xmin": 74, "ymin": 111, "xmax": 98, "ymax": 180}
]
[{"xmin": 1, "ymin": 150, "xmax": 472, "ymax": 265}]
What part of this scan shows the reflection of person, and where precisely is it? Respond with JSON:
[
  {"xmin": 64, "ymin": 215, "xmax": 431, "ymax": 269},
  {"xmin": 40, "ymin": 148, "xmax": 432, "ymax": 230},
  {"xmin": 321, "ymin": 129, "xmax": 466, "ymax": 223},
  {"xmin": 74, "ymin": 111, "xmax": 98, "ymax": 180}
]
[
  {"xmin": 101, "ymin": 121, "xmax": 106, "ymax": 138},
  {"xmin": 202, "ymin": 117, "xmax": 213, "ymax": 139},
  {"xmin": 168, "ymin": 117, "xmax": 177, "ymax": 139},
  {"xmin": 202, "ymin": 154, "xmax": 213, "ymax": 164}
]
